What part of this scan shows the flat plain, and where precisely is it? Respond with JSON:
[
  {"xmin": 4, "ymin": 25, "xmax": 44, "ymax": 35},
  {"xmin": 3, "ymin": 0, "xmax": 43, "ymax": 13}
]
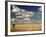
[{"xmin": 11, "ymin": 23, "xmax": 42, "ymax": 32}]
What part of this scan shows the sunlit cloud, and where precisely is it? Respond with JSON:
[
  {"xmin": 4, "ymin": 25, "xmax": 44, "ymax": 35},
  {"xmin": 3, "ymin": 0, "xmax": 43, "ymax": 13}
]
[
  {"xmin": 12, "ymin": 5, "xmax": 15, "ymax": 8},
  {"xmin": 12, "ymin": 6, "xmax": 21, "ymax": 12},
  {"xmin": 21, "ymin": 9, "xmax": 26, "ymax": 12},
  {"xmin": 24, "ymin": 18, "xmax": 30, "ymax": 20},
  {"xmin": 30, "ymin": 11, "xmax": 35, "ymax": 16},
  {"xmin": 12, "ymin": 6, "xmax": 35, "ymax": 18},
  {"xmin": 16, "ymin": 16, "xmax": 23, "ymax": 18},
  {"xmin": 11, "ymin": 6, "xmax": 42, "ymax": 23},
  {"xmin": 37, "ymin": 7, "xmax": 42, "ymax": 14},
  {"xmin": 23, "ymin": 11, "xmax": 35, "ymax": 17},
  {"xmin": 11, "ymin": 18, "xmax": 15, "ymax": 21},
  {"xmin": 30, "ymin": 11, "xmax": 35, "ymax": 14}
]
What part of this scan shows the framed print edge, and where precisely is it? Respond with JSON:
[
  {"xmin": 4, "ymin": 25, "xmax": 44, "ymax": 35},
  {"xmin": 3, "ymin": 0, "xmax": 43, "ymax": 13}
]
[
  {"xmin": 5, "ymin": 1, "xmax": 8, "ymax": 36},
  {"xmin": 5, "ymin": 1, "xmax": 45, "ymax": 36}
]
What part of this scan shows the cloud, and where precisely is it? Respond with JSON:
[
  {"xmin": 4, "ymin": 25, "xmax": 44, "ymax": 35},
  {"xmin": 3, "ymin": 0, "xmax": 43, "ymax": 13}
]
[
  {"xmin": 36, "ymin": 7, "xmax": 42, "ymax": 14},
  {"xmin": 26, "ymin": 11, "xmax": 35, "ymax": 17},
  {"xmin": 12, "ymin": 6, "xmax": 35, "ymax": 18},
  {"xmin": 12, "ymin": 5, "xmax": 15, "ymax": 8},
  {"xmin": 38, "ymin": 7, "xmax": 42, "ymax": 11},
  {"xmin": 30, "ymin": 11, "xmax": 35, "ymax": 14},
  {"xmin": 21, "ymin": 9, "xmax": 26, "ymax": 12},
  {"xmin": 12, "ymin": 6, "xmax": 35, "ymax": 15},
  {"xmin": 11, "ymin": 18, "xmax": 15, "ymax": 21},
  {"xmin": 24, "ymin": 18, "xmax": 30, "ymax": 20},
  {"xmin": 30, "ymin": 11, "xmax": 35, "ymax": 16},
  {"xmin": 11, "ymin": 6, "xmax": 42, "ymax": 23},
  {"xmin": 12, "ymin": 6, "xmax": 21, "ymax": 12}
]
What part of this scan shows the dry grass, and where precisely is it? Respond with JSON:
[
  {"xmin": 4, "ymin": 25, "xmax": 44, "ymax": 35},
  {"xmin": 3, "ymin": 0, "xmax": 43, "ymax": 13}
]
[{"xmin": 11, "ymin": 23, "xmax": 42, "ymax": 32}]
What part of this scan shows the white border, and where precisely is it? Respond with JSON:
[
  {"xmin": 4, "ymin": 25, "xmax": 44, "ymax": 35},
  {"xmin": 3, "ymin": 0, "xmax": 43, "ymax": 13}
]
[{"xmin": 8, "ymin": 2, "xmax": 44, "ymax": 35}]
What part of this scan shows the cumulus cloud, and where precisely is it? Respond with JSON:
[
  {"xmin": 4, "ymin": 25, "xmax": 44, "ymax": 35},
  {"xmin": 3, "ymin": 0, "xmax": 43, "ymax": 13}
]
[
  {"xmin": 38, "ymin": 7, "xmax": 42, "ymax": 11},
  {"xmin": 11, "ymin": 6, "xmax": 41, "ymax": 23},
  {"xmin": 11, "ymin": 18, "xmax": 15, "ymax": 21},
  {"xmin": 12, "ymin": 5, "xmax": 15, "ymax": 8},
  {"xmin": 30, "ymin": 11, "xmax": 35, "ymax": 14},
  {"xmin": 23, "ymin": 11, "xmax": 35, "ymax": 17},
  {"xmin": 21, "ymin": 9, "xmax": 26, "ymax": 12},
  {"xmin": 12, "ymin": 6, "xmax": 35, "ymax": 18},
  {"xmin": 30, "ymin": 8, "xmax": 42, "ymax": 23},
  {"xmin": 30, "ymin": 11, "xmax": 35, "ymax": 16},
  {"xmin": 24, "ymin": 18, "xmax": 30, "ymax": 20},
  {"xmin": 37, "ymin": 7, "xmax": 42, "ymax": 14},
  {"xmin": 12, "ymin": 6, "xmax": 21, "ymax": 12}
]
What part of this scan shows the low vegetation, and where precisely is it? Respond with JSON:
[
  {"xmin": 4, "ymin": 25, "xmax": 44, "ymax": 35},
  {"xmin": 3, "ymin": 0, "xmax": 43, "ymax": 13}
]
[{"xmin": 11, "ymin": 23, "xmax": 42, "ymax": 32}]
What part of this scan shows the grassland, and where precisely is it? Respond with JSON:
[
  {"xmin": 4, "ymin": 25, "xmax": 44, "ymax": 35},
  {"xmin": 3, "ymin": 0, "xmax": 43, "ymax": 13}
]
[{"xmin": 11, "ymin": 23, "xmax": 42, "ymax": 32}]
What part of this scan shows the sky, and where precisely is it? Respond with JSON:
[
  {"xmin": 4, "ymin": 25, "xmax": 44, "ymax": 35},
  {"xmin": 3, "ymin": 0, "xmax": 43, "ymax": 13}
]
[{"xmin": 11, "ymin": 5, "xmax": 42, "ymax": 23}]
